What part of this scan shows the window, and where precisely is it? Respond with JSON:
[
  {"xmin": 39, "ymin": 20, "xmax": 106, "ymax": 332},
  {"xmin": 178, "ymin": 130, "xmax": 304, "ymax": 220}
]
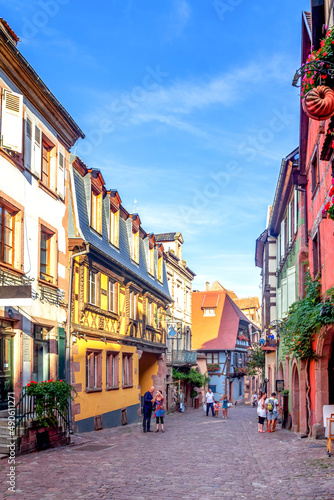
[
  {"xmin": 312, "ymin": 232, "xmax": 320, "ymax": 278},
  {"xmin": 158, "ymin": 254, "xmax": 163, "ymax": 282},
  {"xmin": 91, "ymin": 189, "xmax": 102, "ymax": 233},
  {"xmin": 109, "ymin": 280, "xmax": 118, "ymax": 313},
  {"xmin": 1, "ymin": 89, "xmax": 23, "ymax": 153},
  {"xmin": 0, "ymin": 203, "xmax": 15, "ymax": 265},
  {"xmin": 86, "ymin": 350, "xmax": 102, "ymax": 390},
  {"xmin": 110, "ymin": 208, "xmax": 119, "ymax": 247},
  {"xmin": 106, "ymin": 351, "xmax": 119, "ymax": 389},
  {"xmin": 203, "ymin": 308, "xmax": 215, "ymax": 317},
  {"xmin": 149, "ymin": 246, "xmax": 155, "ymax": 275},
  {"xmin": 129, "ymin": 291, "xmax": 137, "ymax": 320},
  {"xmin": 131, "ymin": 229, "xmax": 139, "ymax": 263},
  {"xmin": 40, "ymin": 229, "xmax": 53, "ymax": 283},
  {"xmin": 207, "ymin": 352, "xmax": 219, "ymax": 364},
  {"xmin": 208, "ymin": 385, "xmax": 216, "ymax": 393},
  {"xmin": 42, "ymin": 142, "xmax": 51, "ymax": 187},
  {"xmin": 147, "ymin": 300, "xmax": 152, "ymax": 326},
  {"xmin": 122, "ymin": 353, "xmax": 133, "ymax": 387},
  {"xmin": 311, "ymin": 151, "xmax": 319, "ymax": 195},
  {"xmin": 88, "ymin": 271, "xmax": 97, "ymax": 305},
  {"xmin": 33, "ymin": 325, "xmax": 50, "ymax": 383}
]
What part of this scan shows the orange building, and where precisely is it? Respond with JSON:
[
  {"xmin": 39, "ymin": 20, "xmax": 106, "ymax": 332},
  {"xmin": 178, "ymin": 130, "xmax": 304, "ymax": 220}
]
[{"xmin": 192, "ymin": 285, "xmax": 257, "ymax": 403}]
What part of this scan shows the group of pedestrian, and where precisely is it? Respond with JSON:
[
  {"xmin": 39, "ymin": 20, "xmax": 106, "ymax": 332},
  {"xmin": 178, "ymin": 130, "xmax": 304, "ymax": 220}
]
[
  {"xmin": 205, "ymin": 388, "xmax": 229, "ymax": 419},
  {"xmin": 142, "ymin": 386, "xmax": 165, "ymax": 433},
  {"xmin": 256, "ymin": 391, "xmax": 280, "ymax": 433}
]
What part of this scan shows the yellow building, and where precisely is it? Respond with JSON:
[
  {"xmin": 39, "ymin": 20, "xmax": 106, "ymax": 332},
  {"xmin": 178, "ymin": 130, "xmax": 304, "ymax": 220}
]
[{"xmin": 69, "ymin": 156, "xmax": 172, "ymax": 432}]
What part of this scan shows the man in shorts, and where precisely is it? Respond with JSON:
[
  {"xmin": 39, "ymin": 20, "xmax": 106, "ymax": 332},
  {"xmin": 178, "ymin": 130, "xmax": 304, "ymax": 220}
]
[{"xmin": 265, "ymin": 392, "xmax": 279, "ymax": 432}]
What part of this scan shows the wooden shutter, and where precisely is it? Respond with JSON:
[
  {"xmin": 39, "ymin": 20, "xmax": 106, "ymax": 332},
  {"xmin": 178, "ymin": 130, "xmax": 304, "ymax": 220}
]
[
  {"xmin": 24, "ymin": 114, "xmax": 32, "ymax": 170},
  {"xmin": 57, "ymin": 145, "xmax": 65, "ymax": 199},
  {"xmin": 1, "ymin": 89, "xmax": 23, "ymax": 152},
  {"xmin": 129, "ymin": 355, "xmax": 133, "ymax": 386},
  {"xmin": 57, "ymin": 327, "xmax": 66, "ymax": 380},
  {"xmin": 294, "ymin": 188, "xmax": 298, "ymax": 234},
  {"xmin": 287, "ymin": 267, "xmax": 296, "ymax": 308},
  {"xmin": 33, "ymin": 124, "xmax": 42, "ymax": 177}
]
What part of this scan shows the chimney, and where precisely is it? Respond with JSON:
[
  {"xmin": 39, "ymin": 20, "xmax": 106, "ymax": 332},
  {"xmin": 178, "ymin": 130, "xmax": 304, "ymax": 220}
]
[{"xmin": 206, "ymin": 282, "xmax": 210, "ymax": 291}]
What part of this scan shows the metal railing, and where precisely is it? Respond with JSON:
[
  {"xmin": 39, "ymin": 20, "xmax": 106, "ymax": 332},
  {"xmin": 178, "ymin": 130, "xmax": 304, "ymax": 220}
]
[
  {"xmin": 15, "ymin": 387, "xmax": 70, "ymax": 440},
  {"xmin": 166, "ymin": 349, "xmax": 197, "ymax": 365}
]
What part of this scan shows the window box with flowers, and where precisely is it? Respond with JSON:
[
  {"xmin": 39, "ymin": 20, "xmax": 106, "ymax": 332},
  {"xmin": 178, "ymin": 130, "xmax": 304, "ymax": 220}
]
[
  {"xmin": 207, "ymin": 363, "xmax": 220, "ymax": 372},
  {"xmin": 293, "ymin": 27, "xmax": 334, "ymax": 120}
]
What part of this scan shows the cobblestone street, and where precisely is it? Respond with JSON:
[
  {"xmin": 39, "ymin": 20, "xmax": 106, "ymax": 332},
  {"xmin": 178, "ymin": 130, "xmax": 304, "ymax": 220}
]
[{"xmin": 1, "ymin": 405, "xmax": 334, "ymax": 499}]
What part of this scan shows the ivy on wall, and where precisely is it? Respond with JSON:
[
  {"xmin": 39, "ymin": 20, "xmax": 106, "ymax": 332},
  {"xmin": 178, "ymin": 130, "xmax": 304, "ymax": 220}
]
[{"xmin": 281, "ymin": 273, "xmax": 334, "ymax": 360}]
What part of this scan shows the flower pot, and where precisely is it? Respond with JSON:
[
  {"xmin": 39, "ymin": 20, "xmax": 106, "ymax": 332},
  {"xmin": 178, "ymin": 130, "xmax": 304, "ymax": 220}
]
[{"xmin": 302, "ymin": 85, "xmax": 334, "ymax": 121}]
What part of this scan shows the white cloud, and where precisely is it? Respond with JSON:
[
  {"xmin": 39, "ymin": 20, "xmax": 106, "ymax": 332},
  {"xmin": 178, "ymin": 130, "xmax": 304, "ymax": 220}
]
[{"xmin": 167, "ymin": 0, "xmax": 191, "ymax": 39}]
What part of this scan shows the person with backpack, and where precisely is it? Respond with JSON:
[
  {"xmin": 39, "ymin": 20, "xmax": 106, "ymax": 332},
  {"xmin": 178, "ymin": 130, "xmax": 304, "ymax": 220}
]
[{"xmin": 265, "ymin": 392, "xmax": 279, "ymax": 432}]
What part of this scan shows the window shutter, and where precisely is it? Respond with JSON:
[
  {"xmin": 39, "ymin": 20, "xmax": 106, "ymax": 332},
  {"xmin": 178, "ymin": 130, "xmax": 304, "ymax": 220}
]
[
  {"xmin": 24, "ymin": 114, "xmax": 32, "ymax": 170},
  {"xmin": 280, "ymin": 221, "xmax": 285, "ymax": 258},
  {"xmin": 33, "ymin": 124, "xmax": 42, "ymax": 177},
  {"xmin": 57, "ymin": 145, "xmax": 65, "ymax": 199},
  {"xmin": 287, "ymin": 267, "xmax": 296, "ymax": 308},
  {"xmin": 1, "ymin": 89, "xmax": 23, "ymax": 153},
  {"xmin": 281, "ymin": 278, "xmax": 288, "ymax": 315},
  {"xmin": 294, "ymin": 189, "xmax": 298, "ymax": 234}
]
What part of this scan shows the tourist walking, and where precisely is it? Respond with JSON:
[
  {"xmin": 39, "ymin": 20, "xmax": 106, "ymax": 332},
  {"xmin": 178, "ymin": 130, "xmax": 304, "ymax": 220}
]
[
  {"xmin": 219, "ymin": 394, "xmax": 229, "ymax": 419},
  {"xmin": 252, "ymin": 391, "xmax": 258, "ymax": 407},
  {"xmin": 257, "ymin": 392, "xmax": 267, "ymax": 433},
  {"xmin": 179, "ymin": 388, "xmax": 185, "ymax": 413},
  {"xmin": 206, "ymin": 388, "xmax": 215, "ymax": 416},
  {"xmin": 154, "ymin": 390, "xmax": 165, "ymax": 433},
  {"xmin": 266, "ymin": 392, "xmax": 279, "ymax": 432},
  {"xmin": 143, "ymin": 386, "xmax": 155, "ymax": 433}
]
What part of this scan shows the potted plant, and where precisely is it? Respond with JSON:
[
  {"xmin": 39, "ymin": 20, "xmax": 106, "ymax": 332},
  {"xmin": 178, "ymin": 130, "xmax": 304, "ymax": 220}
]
[{"xmin": 207, "ymin": 363, "xmax": 220, "ymax": 372}]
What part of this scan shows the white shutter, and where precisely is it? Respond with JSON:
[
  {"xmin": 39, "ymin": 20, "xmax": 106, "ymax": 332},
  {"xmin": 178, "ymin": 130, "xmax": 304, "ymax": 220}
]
[
  {"xmin": 288, "ymin": 203, "xmax": 292, "ymax": 243},
  {"xmin": 287, "ymin": 267, "xmax": 296, "ymax": 308},
  {"xmin": 49, "ymin": 152, "xmax": 57, "ymax": 192},
  {"xmin": 1, "ymin": 89, "xmax": 23, "ymax": 153},
  {"xmin": 277, "ymin": 287, "xmax": 282, "ymax": 321},
  {"xmin": 57, "ymin": 144, "xmax": 65, "ymax": 199},
  {"xmin": 280, "ymin": 221, "xmax": 285, "ymax": 258},
  {"xmin": 277, "ymin": 234, "xmax": 281, "ymax": 264},
  {"xmin": 281, "ymin": 278, "xmax": 288, "ymax": 316},
  {"xmin": 33, "ymin": 123, "xmax": 42, "ymax": 177},
  {"xmin": 294, "ymin": 188, "xmax": 298, "ymax": 234},
  {"xmin": 24, "ymin": 113, "xmax": 32, "ymax": 171}
]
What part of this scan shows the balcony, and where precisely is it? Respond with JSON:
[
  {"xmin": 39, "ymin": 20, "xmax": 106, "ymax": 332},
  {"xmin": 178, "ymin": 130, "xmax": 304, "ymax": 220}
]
[{"xmin": 166, "ymin": 349, "xmax": 197, "ymax": 366}]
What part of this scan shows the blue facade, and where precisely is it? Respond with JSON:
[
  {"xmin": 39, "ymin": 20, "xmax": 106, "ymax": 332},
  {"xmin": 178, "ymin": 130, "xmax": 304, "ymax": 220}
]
[{"xmin": 206, "ymin": 349, "xmax": 247, "ymax": 403}]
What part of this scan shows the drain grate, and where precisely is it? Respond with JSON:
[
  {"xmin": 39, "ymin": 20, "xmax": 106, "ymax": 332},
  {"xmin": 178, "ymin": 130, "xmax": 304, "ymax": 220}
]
[
  {"xmin": 71, "ymin": 444, "xmax": 114, "ymax": 452},
  {"xmin": 308, "ymin": 444, "xmax": 327, "ymax": 448}
]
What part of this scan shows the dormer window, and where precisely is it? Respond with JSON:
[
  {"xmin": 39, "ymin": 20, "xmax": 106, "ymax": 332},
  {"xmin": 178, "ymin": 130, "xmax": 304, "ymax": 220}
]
[
  {"xmin": 110, "ymin": 208, "xmax": 119, "ymax": 247},
  {"xmin": 108, "ymin": 190, "xmax": 121, "ymax": 248},
  {"xmin": 157, "ymin": 243, "xmax": 164, "ymax": 283},
  {"xmin": 131, "ymin": 229, "xmax": 139, "ymax": 263},
  {"xmin": 91, "ymin": 189, "xmax": 102, "ymax": 233},
  {"xmin": 148, "ymin": 234, "xmax": 155, "ymax": 276},
  {"xmin": 203, "ymin": 308, "xmax": 215, "ymax": 317},
  {"xmin": 130, "ymin": 215, "xmax": 140, "ymax": 264}
]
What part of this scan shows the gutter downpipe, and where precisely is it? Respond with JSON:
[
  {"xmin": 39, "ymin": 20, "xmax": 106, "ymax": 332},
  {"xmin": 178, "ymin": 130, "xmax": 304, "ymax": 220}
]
[{"xmin": 66, "ymin": 243, "xmax": 90, "ymax": 432}]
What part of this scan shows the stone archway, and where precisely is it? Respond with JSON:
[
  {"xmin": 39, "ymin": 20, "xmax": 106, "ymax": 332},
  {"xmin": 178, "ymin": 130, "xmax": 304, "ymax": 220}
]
[
  {"xmin": 291, "ymin": 363, "xmax": 300, "ymax": 432},
  {"xmin": 314, "ymin": 326, "xmax": 334, "ymax": 433}
]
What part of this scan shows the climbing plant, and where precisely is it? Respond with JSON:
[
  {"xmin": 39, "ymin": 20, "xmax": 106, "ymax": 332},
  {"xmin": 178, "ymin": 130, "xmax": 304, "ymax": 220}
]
[
  {"xmin": 281, "ymin": 273, "xmax": 334, "ymax": 360},
  {"xmin": 172, "ymin": 368, "xmax": 209, "ymax": 388},
  {"xmin": 245, "ymin": 345, "xmax": 265, "ymax": 376}
]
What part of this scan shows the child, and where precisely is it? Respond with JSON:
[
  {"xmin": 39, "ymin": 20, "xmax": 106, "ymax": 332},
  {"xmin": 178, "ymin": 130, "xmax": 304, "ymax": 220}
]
[
  {"xmin": 220, "ymin": 394, "xmax": 229, "ymax": 419},
  {"xmin": 214, "ymin": 401, "xmax": 220, "ymax": 417},
  {"xmin": 154, "ymin": 390, "xmax": 165, "ymax": 433}
]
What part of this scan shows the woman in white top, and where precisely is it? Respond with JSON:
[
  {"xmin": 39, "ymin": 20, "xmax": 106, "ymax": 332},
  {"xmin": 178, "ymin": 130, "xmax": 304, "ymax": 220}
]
[{"xmin": 257, "ymin": 392, "xmax": 267, "ymax": 433}]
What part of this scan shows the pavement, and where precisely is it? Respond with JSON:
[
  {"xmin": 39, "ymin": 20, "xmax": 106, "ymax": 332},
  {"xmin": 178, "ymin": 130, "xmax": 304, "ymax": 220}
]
[{"xmin": 0, "ymin": 404, "xmax": 334, "ymax": 499}]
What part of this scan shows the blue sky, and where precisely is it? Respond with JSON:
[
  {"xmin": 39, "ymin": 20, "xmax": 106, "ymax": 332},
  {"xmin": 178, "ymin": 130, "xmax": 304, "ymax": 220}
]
[{"xmin": 1, "ymin": 0, "xmax": 307, "ymax": 297}]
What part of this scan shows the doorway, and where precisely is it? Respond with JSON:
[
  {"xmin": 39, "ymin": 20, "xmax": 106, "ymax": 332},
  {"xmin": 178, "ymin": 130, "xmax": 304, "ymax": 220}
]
[
  {"xmin": 0, "ymin": 321, "xmax": 14, "ymax": 410},
  {"xmin": 329, "ymin": 338, "xmax": 334, "ymax": 404},
  {"xmin": 33, "ymin": 325, "xmax": 50, "ymax": 383},
  {"xmin": 292, "ymin": 366, "xmax": 300, "ymax": 432}
]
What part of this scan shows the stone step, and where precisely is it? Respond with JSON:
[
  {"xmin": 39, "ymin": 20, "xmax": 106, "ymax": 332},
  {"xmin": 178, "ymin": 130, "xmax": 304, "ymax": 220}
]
[
  {"xmin": 0, "ymin": 410, "xmax": 9, "ymax": 418},
  {"xmin": 0, "ymin": 419, "xmax": 10, "ymax": 428},
  {"xmin": 0, "ymin": 453, "xmax": 8, "ymax": 459}
]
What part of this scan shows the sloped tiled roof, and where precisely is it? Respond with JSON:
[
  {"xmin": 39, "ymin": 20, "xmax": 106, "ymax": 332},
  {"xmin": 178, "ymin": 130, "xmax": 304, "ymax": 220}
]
[
  {"xmin": 155, "ymin": 233, "xmax": 177, "ymax": 242},
  {"xmin": 69, "ymin": 166, "xmax": 172, "ymax": 301},
  {"xmin": 191, "ymin": 290, "xmax": 253, "ymax": 351},
  {"xmin": 234, "ymin": 297, "xmax": 260, "ymax": 310},
  {"xmin": 210, "ymin": 281, "xmax": 238, "ymax": 300},
  {"xmin": 201, "ymin": 293, "xmax": 220, "ymax": 308}
]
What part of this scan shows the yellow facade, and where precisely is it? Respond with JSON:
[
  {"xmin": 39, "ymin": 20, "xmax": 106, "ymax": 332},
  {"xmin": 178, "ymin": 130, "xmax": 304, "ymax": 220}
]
[{"xmin": 70, "ymin": 256, "xmax": 167, "ymax": 431}]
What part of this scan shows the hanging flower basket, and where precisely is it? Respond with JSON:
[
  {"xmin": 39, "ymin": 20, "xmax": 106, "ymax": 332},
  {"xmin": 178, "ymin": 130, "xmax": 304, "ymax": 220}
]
[{"xmin": 302, "ymin": 85, "xmax": 334, "ymax": 120}]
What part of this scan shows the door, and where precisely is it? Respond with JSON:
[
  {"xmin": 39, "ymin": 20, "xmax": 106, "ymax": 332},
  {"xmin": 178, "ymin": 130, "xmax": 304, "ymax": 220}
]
[{"xmin": 0, "ymin": 331, "xmax": 14, "ymax": 410}]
